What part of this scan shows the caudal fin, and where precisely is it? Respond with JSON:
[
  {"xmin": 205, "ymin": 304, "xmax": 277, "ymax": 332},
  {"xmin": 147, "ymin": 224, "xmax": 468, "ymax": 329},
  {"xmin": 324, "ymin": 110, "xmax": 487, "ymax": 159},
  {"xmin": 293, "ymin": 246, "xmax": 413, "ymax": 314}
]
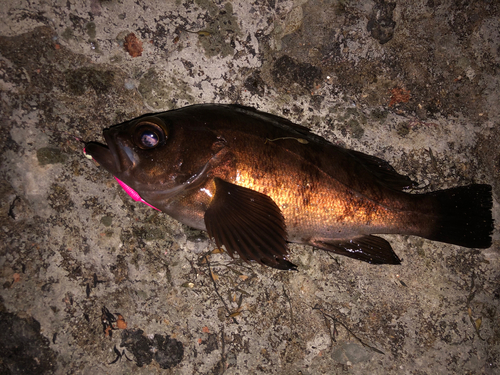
[{"xmin": 425, "ymin": 184, "xmax": 493, "ymax": 248}]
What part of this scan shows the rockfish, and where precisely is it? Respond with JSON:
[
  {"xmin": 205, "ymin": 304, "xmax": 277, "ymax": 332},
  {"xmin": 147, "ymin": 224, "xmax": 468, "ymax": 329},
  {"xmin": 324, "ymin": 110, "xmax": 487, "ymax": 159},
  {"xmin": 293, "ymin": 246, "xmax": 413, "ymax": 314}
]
[{"xmin": 84, "ymin": 104, "xmax": 493, "ymax": 270}]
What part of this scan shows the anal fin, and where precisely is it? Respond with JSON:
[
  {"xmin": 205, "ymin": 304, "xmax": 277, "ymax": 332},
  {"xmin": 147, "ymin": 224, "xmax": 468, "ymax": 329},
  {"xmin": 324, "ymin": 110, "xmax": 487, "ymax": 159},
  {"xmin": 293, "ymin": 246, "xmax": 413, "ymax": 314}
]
[{"xmin": 311, "ymin": 235, "xmax": 401, "ymax": 265}]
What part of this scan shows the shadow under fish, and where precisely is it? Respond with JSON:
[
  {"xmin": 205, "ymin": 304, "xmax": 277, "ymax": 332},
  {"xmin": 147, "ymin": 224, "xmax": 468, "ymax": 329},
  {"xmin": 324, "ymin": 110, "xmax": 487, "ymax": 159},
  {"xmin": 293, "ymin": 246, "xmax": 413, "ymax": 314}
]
[{"xmin": 84, "ymin": 104, "xmax": 494, "ymax": 270}]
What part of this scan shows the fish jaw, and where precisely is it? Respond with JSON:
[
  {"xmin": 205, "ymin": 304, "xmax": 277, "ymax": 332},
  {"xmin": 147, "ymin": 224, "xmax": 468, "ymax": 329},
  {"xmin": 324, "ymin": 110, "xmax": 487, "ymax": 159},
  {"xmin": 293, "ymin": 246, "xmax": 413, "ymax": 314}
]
[
  {"xmin": 85, "ymin": 128, "xmax": 139, "ymax": 176},
  {"xmin": 84, "ymin": 143, "xmax": 159, "ymax": 210},
  {"xmin": 84, "ymin": 142, "xmax": 119, "ymax": 175}
]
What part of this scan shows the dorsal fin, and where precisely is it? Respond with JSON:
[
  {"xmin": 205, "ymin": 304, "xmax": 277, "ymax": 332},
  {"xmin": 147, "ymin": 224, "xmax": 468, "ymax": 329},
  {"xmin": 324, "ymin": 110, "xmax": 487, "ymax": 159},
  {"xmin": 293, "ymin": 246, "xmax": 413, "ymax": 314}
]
[{"xmin": 347, "ymin": 149, "xmax": 417, "ymax": 191}]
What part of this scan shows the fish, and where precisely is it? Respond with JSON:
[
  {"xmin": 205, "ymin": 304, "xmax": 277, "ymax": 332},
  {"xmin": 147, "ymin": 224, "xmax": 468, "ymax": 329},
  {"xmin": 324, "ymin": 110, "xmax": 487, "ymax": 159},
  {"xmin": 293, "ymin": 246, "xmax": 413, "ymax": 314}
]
[{"xmin": 84, "ymin": 104, "xmax": 494, "ymax": 270}]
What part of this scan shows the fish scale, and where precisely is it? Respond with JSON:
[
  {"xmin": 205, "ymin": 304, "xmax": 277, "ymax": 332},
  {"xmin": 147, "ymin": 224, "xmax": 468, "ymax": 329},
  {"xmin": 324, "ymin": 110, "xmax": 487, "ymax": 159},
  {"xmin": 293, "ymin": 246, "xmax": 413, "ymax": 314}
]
[{"xmin": 227, "ymin": 139, "xmax": 405, "ymax": 240}]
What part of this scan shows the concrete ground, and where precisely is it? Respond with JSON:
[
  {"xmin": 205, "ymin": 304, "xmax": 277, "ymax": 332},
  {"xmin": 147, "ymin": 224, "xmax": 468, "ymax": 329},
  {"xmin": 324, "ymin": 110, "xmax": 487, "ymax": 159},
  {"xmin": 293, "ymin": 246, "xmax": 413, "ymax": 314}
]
[{"xmin": 1, "ymin": 0, "xmax": 499, "ymax": 374}]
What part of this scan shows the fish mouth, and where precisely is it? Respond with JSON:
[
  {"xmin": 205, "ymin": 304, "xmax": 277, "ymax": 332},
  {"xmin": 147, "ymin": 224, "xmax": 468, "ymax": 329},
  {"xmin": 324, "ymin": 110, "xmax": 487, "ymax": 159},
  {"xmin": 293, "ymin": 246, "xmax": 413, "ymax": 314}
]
[{"xmin": 84, "ymin": 131, "xmax": 123, "ymax": 175}]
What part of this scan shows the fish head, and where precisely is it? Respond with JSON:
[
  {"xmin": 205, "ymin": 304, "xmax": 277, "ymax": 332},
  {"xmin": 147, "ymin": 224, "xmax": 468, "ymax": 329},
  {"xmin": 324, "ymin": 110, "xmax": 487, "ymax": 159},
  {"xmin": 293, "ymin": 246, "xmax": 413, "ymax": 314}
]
[{"xmin": 84, "ymin": 113, "xmax": 219, "ymax": 197}]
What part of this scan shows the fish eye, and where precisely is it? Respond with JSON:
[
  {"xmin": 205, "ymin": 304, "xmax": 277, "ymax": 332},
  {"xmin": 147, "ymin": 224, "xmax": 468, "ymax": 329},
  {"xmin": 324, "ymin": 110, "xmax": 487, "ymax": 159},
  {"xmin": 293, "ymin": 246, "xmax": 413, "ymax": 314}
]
[
  {"xmin": 133, "ymin": 119, "xmax": 167, "ymax": 149},
  {"xmin": 140, "ymin": 129, "xmax": 159, "ymax": 148}
]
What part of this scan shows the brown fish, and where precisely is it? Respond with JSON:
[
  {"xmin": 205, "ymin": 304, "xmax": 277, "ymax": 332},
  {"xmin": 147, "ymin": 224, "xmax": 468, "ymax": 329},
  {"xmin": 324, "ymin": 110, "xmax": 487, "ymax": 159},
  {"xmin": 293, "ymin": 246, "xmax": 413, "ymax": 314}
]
[{"xmin": 84, "ymin": 104, "xmax": 493, "ymax": 270}]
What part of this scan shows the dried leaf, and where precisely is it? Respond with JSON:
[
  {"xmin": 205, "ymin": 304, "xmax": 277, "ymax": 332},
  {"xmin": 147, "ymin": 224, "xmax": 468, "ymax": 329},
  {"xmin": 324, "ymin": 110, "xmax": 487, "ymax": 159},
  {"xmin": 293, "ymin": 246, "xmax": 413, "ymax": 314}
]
[
  {"xmin": 116, "ymin": 315, "xmax": 127, "ymax": 329},
  {"xmin": 475, "ymin": 317, "xmax": 482, "ymax": 331},
  {"xmin": 211, "ymin": 247, "xmax": 225, "ymax": 254},
  {"xmin": 124, "ymin": 33, "xmax": 143, "ymax": 57},
  {"xmin": 388, "ymin": 87, "xmax": 411, "ymax": 107},
  {"xmin": 228, "ymin": 311, "xmax": 242, "ymax": 318}
]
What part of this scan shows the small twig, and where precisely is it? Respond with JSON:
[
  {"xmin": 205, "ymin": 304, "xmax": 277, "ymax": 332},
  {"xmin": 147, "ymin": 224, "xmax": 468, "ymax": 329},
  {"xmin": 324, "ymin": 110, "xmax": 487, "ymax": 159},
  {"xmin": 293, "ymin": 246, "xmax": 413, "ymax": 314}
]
[
  {"xmin": 466, "ymin": 271, "xmax": 485, "ymax": 341},
  {"xmin": 265, "ymin": 137, "xmax": 309, "ymax": 145},
  {"xmin": 8, "ymin": 196, "xmax": 20, "ymax": 219},
  {"xmin": 109, "ymin": 345, "xmax": 133, "ymax": 364},
  {"xmin": 206, "ymin": 257, "xmax": 238, "ymax": 324},
  {"xmin": 312, "ymin": 305, "xmax": 385, "ymax": 355},
  {"xmin": 282, "ymin": 285, "xmax": 294, "ymax": 326},
  {"xmin": 220, "ymin": 326, "xmax": 226, "ymax": 373},
  {"xmin": 62, "ymin": 131, "xmax": 86, "ymax": 143},
  {"xmin": 179, "ymin": 27, "xmax": 212, "ymax": 36},
  {"xmin": 426, "ymin": 148, "xmax": 444, "ymax": 178}
]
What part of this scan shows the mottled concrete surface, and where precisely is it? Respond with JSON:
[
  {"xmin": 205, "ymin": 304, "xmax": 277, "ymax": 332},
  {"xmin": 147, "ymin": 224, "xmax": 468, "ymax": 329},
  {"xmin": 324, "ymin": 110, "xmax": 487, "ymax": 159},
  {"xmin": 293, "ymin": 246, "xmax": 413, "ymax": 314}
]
[{"xmin": 0, "ymin": 1, "xmax": 499, "ymax": 374}]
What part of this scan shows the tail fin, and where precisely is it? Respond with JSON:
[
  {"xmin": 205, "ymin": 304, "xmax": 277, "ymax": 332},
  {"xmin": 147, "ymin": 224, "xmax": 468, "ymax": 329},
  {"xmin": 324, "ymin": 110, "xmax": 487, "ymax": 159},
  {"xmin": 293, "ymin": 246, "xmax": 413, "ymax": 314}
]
[{"xmin": 425, "ymin": 184, "xmax": 493, "ymax": 248}]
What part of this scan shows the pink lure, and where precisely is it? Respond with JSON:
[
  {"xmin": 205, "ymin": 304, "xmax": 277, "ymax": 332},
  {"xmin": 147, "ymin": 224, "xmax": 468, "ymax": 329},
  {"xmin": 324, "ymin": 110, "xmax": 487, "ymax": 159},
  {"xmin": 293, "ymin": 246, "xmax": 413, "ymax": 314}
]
[{"xmin": 114, "ymin": 177, "xmax": 160, "ymax": 211}]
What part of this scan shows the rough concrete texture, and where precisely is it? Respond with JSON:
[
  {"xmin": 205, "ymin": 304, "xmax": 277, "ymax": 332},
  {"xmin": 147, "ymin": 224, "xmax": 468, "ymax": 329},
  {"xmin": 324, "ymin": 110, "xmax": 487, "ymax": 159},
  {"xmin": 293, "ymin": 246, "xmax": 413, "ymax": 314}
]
[{"xmin": 0, "ymin": 0, "xmax": 499, "ymax": 374}]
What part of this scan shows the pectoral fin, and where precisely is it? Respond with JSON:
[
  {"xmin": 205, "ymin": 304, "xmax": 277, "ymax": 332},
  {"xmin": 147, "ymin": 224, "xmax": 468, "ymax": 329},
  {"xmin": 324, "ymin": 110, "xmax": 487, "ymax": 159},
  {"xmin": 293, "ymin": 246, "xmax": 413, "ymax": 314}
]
[
  {"xmin": 204, "ymin": 178, "xmax": 296, "ymax": 270},
  {"xmin": 311, "ymin": 235, "xmax": 401, "ymax": 265}
]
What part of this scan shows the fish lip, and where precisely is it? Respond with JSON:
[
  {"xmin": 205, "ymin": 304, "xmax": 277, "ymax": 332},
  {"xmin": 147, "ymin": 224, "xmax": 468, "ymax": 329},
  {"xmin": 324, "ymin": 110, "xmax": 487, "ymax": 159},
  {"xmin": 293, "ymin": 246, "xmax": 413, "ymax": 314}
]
[
  {"xmin": 102, "ymin": 130, "xmax": 123, "ymax": 173},
  {"xmin": 84, "ymin": 130, "xmax": 123, "ymax": 175}
]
